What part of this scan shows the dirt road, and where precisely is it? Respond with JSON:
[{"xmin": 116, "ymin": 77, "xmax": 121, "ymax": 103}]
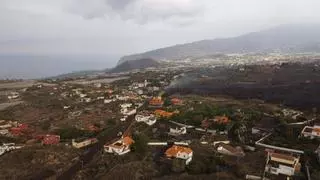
[{"xmin": 0, "ymin": 101, "xmax": 23, "ymax": 111}]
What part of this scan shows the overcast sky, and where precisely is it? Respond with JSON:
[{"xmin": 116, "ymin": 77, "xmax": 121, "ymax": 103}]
[{"xmin": 1, "ymin": 0, "xmax": 320, "ymax": 57}]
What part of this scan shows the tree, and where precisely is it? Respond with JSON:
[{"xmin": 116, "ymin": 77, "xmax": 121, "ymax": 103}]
[
  {"xmin": 186, "ymin": 160, "xmax": 207, "ymax": 174},
  {"xmin": 56, "ymin": 127, "xmax": 95, "ymax": 140},
  {"xmin": 171, "ymin": 158, "xmax": 186, "ymax": 172},
  {"xmin": 163, "ymin": 98, "xmax": 171, "ymax": 107},
  {"xmin": 131, "ymin": 133, "xmax": 149, "ymax": 157}
]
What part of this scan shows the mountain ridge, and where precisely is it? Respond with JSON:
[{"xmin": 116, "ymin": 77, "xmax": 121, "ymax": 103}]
[
  {"xmin": 111, "ymin": 58, "xmax": 160, "ymax": 73},
  {"xmin": 118, "ymin": 24, "xmax": 320, "ymax": 65}
]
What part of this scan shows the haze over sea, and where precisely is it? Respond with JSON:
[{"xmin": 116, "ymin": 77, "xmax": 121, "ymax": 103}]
[{"xmin": 0, "ymin": 54, "xmax": 118, "ymax": 79}]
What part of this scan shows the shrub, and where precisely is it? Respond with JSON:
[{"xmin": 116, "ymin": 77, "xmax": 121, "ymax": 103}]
[
  {"xmin": 56, "ymin": 127, "xmax": 95, "ymax": 140},
  {"xmin": 131, "ymin": 133, "xmax": 149, "ymax": 157}
]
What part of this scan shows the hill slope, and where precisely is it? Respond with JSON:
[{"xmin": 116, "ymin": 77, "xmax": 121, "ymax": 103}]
[
  {"xmin": 111, "ymin": 58, "xmax": 160, "ymax": 73},
  {"xmin": 118, "ymin": 24, "xmax": 320, "ymax": 64}
]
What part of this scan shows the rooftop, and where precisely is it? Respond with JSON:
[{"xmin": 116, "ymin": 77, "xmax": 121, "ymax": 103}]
[
  {"xmin": 269, "ymin": 152, "xmax": 298, "ymax": 165},
  {"xmin": 165, "ymin": 145, "xmax": 193, "ymax": 157}
]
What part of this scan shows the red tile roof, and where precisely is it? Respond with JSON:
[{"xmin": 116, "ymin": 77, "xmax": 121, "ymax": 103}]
[
  {"xmin": 214, "ymin": 116, "xmax": 230, "ymax": 124},
  {"xmin": 165, "ymin": 145, "xmax": 193, "ymax": 157}
]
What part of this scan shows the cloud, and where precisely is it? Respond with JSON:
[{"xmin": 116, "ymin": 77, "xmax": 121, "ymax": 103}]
[
  {"xmin": 66, "ymin": 0, "xmax": 205, "ymax": 25},
  {"xmin": 107, "ymin": 0, "xmax": 136, "ymax": 11},
  {"xmin": 2, "ymin": 0, "xmax": 320, "ymax": 56}
]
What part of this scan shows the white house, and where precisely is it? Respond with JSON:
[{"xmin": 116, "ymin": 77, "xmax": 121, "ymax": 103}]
[
  {"xmin": 116, "ymin": 95, "xmax": 130, "ymax": 101},
  {"xmin": 137, "ymin": 90, "xmax": 143, "ymax": 95},
  {"xmin": 165, "ymin": 145, "xmax": 193, "ymax": 165},
  {"xmin": 153, "ymin": 86, "xmax": 160, "ymax": 91},
  {"xmin": 145, "ymin": 117, "xmax": 157, "ymax": 126},
  {"xmin": 97, "ymin": 96, "xmax": 105, "ymax": 100},
  {"xmin": 135, "ymin": 114, "xmax": 148, "ymax": 122},
  {"xmin": 144, "ymin": 80, "xmax": 148, "ymax": 87},
  {"xmin": 104, "ymin": 136, "xmax": 134, "ymax": 155},
  {"xmin": 137, "ymin": 83, "xmax": 145, "ymax": 88},
  {"xmin": 120, "ymin": 103, "xmax": 132, "ymax": 109},
  {"xmin": 104, "ymin": 99, "xmax": 115, "ymax": 104},
  {"xmin": 0, "ymin": 129, "xmax": 9, "ymax": 135},
  {"xmin": 93, "ymin": 83, "xmax": 102, "ymax": 88},
  {"xmin": 120, "ymin": 116, "xmax": 127, "ymax": 122},
  {"xmin": 121, "ymin": 108, "xmax": 136, "ymax": 116},
  {"xmin": 72, "ymin": 138, "xmax": 98, "ymax": 149},
  {"xmin": 215, "ymin": 143, "xmax": 245, "ymax": 157},
  {"xmin": 81, "ymin": 97, "xmax": 91, "ymax": 103},
  {"xmin": 0, "ymin": 143, "xmax": 23, "ymax": 156},
  {"xmin": 7, "ymin": 92, "xmax": 19, "ymax": 100},
  {"xmin": 72, "ymin": 88, "xmax": 83, "ymax": 95},
  {"xmin": 60, "ymin": 92, "xmax": 69, "ymax": 97},
  {"xmin": 169, "ymin": 127, "xmax": 187, "ymax": 136},
  {"xmin": 127, "ymin": 109, "xmax": 137, "ymax": 115},
  {"xmin": 264, "ymin": 152, "xmax": 301, "ymax": 177},
  {"xmin": 0, "ymin": 123, "xmax": 12, "ymax": 129},
  {"xmin": 300, "ymin": 125, "xmax": 320, "ymax": 139},
  {"xmin": 136, "ymin": 103, "xmax": 144, "ymax": 108},
  {"xmin": 282, "ymin": 109, "xmax": 303, "ymax": 119},
  {"xmin": 135, "ymin": 114, "xmax": 157, "ymax": 126}
]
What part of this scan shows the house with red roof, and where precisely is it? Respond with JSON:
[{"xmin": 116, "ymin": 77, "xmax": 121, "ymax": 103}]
[
  {"xmin": 171, "ymin": 98, "xmax": 183, "ymax": 105},
  {"xmin": 149, "ymin": 97, "xmax": 164, "ymax": 107},
  {"xmin": 165, "ymin": 145, "xmax": 193, "ymax": 165},
  {"xmin": 104, "ymin": 136, "xmax": 134, "ymax": 155},
  {"xmin": 213, "ymin": 116, "xmax": 230, "ymax": 124},
  {"xmin": 42, "ymin": 135, "xmax": 60, "ymax": 145},
  {"xmin": 300, "ymin": 125, "xmax": 320, "ymax": 139}
]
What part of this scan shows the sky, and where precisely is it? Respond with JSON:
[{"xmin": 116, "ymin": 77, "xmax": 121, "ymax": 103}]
[{"xmin": 1, "ymin": 0, "xmax": 320, "ymax": 57}]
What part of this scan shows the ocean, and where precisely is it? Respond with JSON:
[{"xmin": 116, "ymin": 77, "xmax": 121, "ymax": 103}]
[{"xmin": 0, "ymin": 54, "xmax": 119, "ymax": 79}]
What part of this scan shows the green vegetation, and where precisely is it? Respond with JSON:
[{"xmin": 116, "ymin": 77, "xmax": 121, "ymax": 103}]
[
  {"xmin": 169, "ymin": 104, "xmax": 234, "ymax": 127},
  {"xmin": 264, "ymin": 131, "xmax": 320, "ymax": 150},
  {"xmin": 163, "ymin": 98, "xmax": 171, "ymax": 107},
  {"xmin": 186, "ymin": 155, "xmax": 223, "ymax": 174},
  {"xmin": 148, "ymin": 79, "xmax": 161, "ymax": 87},
  {"xmin": 97, "ymin": 126, "xmax": 116, "ymax": 140},
  {"xmin": 131, "ymin": 133, "xmax": 150, "ymax": 158},
  {"xmin": 171, "ymin": 158, "xmax": 186, "ymax": 172},
  {"xmin": 55, "ymin": 127, "xmax": 96, "ymax": 140}
]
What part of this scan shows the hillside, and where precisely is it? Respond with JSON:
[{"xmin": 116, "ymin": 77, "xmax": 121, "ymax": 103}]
[
  {"xmin": 111, "ymin": 58, "xmax": 160, "ymax": 73},
  {"xmin": 118, "ymin": 24, "xmax": 320, "ymax": 64}
]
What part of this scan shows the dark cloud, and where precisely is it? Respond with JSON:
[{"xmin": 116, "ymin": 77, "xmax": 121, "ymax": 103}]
[
  {"xmin": 106, "ymin": 0, "xmax": 136, "ymax": 11},
  {"xmin": 67, "ymin": 0, "xmax": 204, "ymax": 25},
  {"xmin": 2, "ymin": 0, "xmax": 320, "ymax": 56}
]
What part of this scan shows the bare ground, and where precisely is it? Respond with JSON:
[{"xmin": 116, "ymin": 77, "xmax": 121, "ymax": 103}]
[
  {"xmin": 0, "ymin": 101, "xmax": 24, "ymax": 111},
  {"xmin": 0, "ymin": 81, "xmax": 56, "ymax": 90}
]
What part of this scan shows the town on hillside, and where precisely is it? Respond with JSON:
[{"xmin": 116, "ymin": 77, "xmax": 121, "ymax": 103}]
[{"xmin": 0, "ymin": 56, "xmax": 320, "ymax": 180}]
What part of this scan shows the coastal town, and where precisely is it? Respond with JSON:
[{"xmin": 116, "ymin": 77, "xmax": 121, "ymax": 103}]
[{"xmin": 0, "ymin": 56, "xmax": 320, "ymax": 180}]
